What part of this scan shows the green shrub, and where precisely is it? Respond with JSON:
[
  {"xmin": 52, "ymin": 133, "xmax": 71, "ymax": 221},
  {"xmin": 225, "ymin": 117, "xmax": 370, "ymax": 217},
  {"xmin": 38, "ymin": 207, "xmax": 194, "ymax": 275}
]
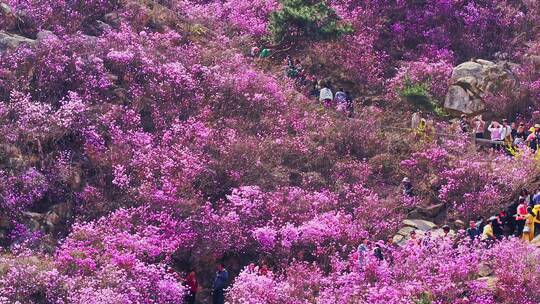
[
  {"xmin": 268, "ymin": 0, "xmax": 353, "ymax": 44},
  {"xmin": 398, "ymin": 76, "xmax": 448, "ymax": 117}
]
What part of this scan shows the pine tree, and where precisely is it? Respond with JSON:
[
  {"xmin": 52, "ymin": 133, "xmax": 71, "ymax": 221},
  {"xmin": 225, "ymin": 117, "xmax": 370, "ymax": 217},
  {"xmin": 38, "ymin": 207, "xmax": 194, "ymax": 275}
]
[{"xmin": 268, "ymin": 0, "xmax": 353, "ymax": 45}]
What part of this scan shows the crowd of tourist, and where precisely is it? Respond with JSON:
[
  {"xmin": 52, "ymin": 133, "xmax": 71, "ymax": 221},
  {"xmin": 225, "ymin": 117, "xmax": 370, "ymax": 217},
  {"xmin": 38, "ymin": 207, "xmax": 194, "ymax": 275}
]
[
  {"xmin": 460, "ymin": 114, "xmax": 540, "ymax": 151},
  {"xmin": 403, "ymin": 177, "xmax": 540, "ymax": 243},
  {"xmin": 241, "ymin": 46, "xmax": 540, "ymax": 297},
  {"xmin": 260, "ymin": 51, "xmax": 356, "ymax": 117},
  {"xmin": 349, "ymin": 191, "xmax": 540, "ymax": 271}
]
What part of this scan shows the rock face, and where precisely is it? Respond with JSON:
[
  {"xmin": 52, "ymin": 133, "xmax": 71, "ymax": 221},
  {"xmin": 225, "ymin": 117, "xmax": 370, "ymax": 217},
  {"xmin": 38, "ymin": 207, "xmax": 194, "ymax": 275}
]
[
  {"xmin": 444, "ymin": 59, "xmax": 519, "ymax": 114},
  {"xmin": 0, "ymin": 30, "xmax": 35, "ymax": 53},
  {"xmin": 393, "ymin": 219, "xmax": 456, "ymax": 245},
  {"xmin": 402, "ymin": 219, "xmax": 437, "ymax": 232}
]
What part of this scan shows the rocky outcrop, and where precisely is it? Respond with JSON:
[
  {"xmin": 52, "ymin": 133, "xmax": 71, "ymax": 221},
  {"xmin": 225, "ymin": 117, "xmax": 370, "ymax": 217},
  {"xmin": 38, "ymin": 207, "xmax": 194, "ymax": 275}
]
[
  {"xmin": 0, "ymin": 30, "xmax": 35, "ymax": 53},
  {"xmin": 402, "ymin": 219, "xmax": 437, "ymax": 231},
  {"xmin": 393, "ymin": 219, "xmax": 455, "ymax": 245},
  {"xmin": 0, "ymin": 2, "xmax": 17, "ymax": 30},
  {"xmin": 444, "ymin": 59, "xmax": 519, "ymax": 114}
]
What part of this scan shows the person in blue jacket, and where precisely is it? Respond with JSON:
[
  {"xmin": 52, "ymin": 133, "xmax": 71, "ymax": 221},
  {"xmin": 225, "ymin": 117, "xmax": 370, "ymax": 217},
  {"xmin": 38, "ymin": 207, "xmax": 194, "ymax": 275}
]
[{"xmin": 212, "ymin": 262, "xmax": 229, "ymax": 304}]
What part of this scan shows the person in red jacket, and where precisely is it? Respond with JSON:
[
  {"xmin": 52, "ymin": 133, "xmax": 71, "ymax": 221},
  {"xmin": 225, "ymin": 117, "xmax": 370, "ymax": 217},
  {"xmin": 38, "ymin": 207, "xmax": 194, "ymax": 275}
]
[
  {"xmin": 515, "ymin": 198, "xmax": 528, "ymax": 237},
  {"xmin": 185, "ymin": 270, "xmax": 197, "ymax": 304}
]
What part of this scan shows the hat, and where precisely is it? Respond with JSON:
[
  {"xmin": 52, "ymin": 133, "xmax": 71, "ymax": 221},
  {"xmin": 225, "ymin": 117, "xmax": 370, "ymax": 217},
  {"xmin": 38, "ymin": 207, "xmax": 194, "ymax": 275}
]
[
  {"xmin": 442, "ymin": 225, "xmax": 450, "ymax": 230},
  {"xmin": 460, "ymin": 114, "xmax": 466, "ymax": 118},
  {"xmin": 488, "ymin": 216, "xmax": 497, "ymax": 222},
  {"xmin": 535, "ymin": 124, "xmax": 540, "ymax": 128},
  {"xmin": 402, "ymin": 177, "xmax": 410, "ymax": 183}
]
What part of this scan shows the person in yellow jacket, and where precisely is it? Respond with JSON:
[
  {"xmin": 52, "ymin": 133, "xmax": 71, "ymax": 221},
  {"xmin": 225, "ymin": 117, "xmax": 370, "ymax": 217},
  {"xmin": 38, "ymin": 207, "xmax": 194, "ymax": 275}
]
[
  {"xmin": 522, "ymin": 205, "xmax": 540, "ymax": 242},
  {"xmin": 481, "ymin": 220, "xmax": 495, "ymax": 241},
  {"xmin": 415, "ymin": 118, "xmax": 427, "ymax": 139}
]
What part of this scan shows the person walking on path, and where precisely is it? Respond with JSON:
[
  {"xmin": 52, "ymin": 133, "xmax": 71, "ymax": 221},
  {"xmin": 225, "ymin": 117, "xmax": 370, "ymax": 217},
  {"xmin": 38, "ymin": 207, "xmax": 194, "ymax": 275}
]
[
  {"xmin": 345, "ymin": 91, "xmax": 354, "ymax": 118},
  {"xmin": 523, "ymin": 205, "xmax": 540, "ymax": 241},
  {"xmin": 212, "ymin": 263, "xmax": 229, "ymax": 304},
  {"xmin": 402, "ymin": 177, "xmax": 414, "ymax": 196}
]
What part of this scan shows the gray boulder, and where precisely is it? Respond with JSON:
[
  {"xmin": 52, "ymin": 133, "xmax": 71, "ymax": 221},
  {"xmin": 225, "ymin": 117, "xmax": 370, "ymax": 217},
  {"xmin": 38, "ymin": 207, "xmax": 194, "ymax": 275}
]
[
  {"xmin": 36, "ymin": 30, "xmax": 56, "ymax": 41},
  {"xmin": 402, "ymin": 219, "xmax": 437, "ymax": 232},
  {"xmin": 445, "ymin": 85, "xmax": 485, "ymax": 114},
  {"xmin": 414, "ymin": 203, "xmax": 446, "ymax": 218},
  {"xmin": 444, "ymin": 59, "xmax": 519, "ymax": 114},
  {"xmin": 0, "ymin": 31, "xmax": 35, "ymax": 52},
  {"xmin": 1, "ymin": 2, "xmax": 12, "ymax": 15}
]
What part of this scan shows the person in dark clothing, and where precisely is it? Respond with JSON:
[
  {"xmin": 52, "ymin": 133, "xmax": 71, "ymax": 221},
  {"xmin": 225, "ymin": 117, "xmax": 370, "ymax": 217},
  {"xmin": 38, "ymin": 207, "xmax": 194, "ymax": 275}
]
[
  {"xmin": 510, "ymin": 122, "xmax": 518, "ymax": 140},
  {"xmin": 212, "ymin": 263, "xmax": 229, "ymax": 304},
  {"xmin": 466, "ymin": 220, "xmax": 482, "ymax": 240},
  {"xmin": 505, "ymin": 201, "xmax": 519, "ymax": 236},
  {"xmin": 492, "ymin": 216, "xmax": 504, "ymax": 240},
  {"xmin": 514, "ymin": 122, "xmax": 528, "ymax": 145},
  {"xmin": 345, "ymin": 91, "xmax": 354, "ymax": 118},
  {"xmin": 402, "ymin": 177, "xmax": 414, "ymax": 196},
  {"xmin": 309, "ymin": 80, "xmax": 320, "ymax": 99},
  {"xmin": 373, "ymin": 242, "xmax": 384, "ymax": 261},
  {"xmin": 459, "ymin": 114, "xmax": 469, "ymax": 133},
  {"xmin": 526, "ymin": 124, "xmax": 540, "ymax": 151},
  {"xmin": 498, "ymin": 211, "xmax": 513, "ymax": 236},
  {"xmin": 286, "ymin": 55, "xmax": 294, "ymax": 68}
]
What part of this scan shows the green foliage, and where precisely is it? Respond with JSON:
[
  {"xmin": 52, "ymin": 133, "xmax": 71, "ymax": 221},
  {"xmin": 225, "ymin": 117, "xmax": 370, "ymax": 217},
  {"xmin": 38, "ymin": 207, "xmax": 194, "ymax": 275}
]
[
  {"xmin": 268, "ymin": 0, "xmax": 353, "ymax": 44},
  {"xmin": 397, "ymin": 77, "xmax": 429, "ymax": 100},
  {"xmin": 398, "ymin": 76, "xmax": 448, "ymax": 117},
  {"xmin": 415, "ymin": 292, "xmax": 432, "ymax": 304}
]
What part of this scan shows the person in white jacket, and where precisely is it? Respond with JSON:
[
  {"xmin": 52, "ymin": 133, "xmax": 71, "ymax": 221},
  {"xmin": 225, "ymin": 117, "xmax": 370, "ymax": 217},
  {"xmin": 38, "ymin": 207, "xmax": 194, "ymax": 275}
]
[
  {"xmin": 501, "ymin": 119, "xmax": 512, "ymax": 143},
  {"xmin": 319, "ymin": 83, "xmax": 333, "ymax": 108}
]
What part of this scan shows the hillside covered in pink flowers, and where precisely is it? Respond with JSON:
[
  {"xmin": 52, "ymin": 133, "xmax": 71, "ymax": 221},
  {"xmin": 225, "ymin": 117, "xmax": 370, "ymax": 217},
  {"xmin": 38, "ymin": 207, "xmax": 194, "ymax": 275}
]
[{"xmin": 1, "ymin": 0, "xmax": 540, "ymax": 303}]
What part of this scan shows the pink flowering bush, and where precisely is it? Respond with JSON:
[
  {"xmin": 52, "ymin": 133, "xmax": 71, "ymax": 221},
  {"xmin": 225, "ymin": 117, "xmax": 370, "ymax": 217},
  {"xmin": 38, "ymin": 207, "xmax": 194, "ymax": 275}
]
[
  {"xmin": 2, "ymin": 0, "xmax": 540, "ymax": 302},
  {"xmin": 228, "ymin": 239, "xmax": 540, "ymax": 304},
  {"xmin": 389, "ymin": 57, "xmax": 453, "ymax": 103}
]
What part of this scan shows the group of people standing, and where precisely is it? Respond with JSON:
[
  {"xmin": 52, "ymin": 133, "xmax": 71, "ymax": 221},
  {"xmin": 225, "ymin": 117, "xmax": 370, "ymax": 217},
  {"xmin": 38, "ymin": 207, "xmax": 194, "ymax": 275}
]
[
  {"xmin": 465, "ymin": 189, "xmax": 540, "ymax": 244},
  {"xmin": 283, "ymin": 55, "xmax": 355, "ymax": 116},
  {"xmin": 402, "ymin": 178, "xmax": 540, "ymax": 244},
  {"xmin": 312, "ymin": 81, "xmax": 355, "ymax": 116},
  {"xmin": 459, "ymin": 115, "xmax": 540, "ymax": 151}
]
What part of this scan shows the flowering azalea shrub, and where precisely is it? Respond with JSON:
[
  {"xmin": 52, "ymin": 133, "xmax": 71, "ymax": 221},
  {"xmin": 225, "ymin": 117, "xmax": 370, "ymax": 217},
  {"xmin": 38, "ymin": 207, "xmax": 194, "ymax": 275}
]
[
  {"xmin": 388, "ymin": 57, "xmax": 453, "ymax": 103},
  {"xmin": 2, "ymin": 0, "xmax": 540, "ymax": 303},
  {"xmin": 227, "ymin": 238, "xmax": 540, "ymax": 304}
]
